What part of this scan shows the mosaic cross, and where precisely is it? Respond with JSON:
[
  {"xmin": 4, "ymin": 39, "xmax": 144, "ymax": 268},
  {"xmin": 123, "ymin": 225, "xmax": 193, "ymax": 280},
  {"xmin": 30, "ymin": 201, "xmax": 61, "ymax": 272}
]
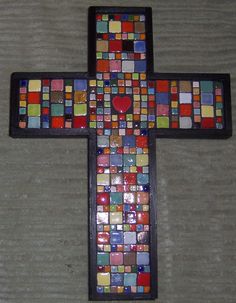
[{"xmin": 10, "ymin": 6, "xmax": 232, "ymax": 301}]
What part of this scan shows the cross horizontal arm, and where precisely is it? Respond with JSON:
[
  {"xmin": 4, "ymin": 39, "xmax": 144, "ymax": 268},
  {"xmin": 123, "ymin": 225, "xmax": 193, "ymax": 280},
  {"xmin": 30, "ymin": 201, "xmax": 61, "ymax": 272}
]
[
  {"xmin": 10, "ymin": 72, "xmax": 91, "ymax": 138},
  {"xmin": 146, "ymin": 73, "xmax": 232, "ymax": 138}
]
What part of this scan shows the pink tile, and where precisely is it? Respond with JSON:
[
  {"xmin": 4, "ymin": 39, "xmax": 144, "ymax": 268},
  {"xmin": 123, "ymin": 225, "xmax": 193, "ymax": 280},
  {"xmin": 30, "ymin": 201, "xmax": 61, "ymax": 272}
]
[
  {"xmin": 109, "ymin": 60, "xmax": 121, "ymax": 72},
  {"xmin": 97, "ymin": 155, "xmax": 110, "ymax": 167},
  {"xmin": 51, "ymin": 79, "xmax": 64, "ymax": 91},
  {"xmin": 157, "ymin": 104, "xmax": 169, "ymax": 116},
  {"xmin": 110, "ymin": 252, "xmax": 123, "ymax": 265}
]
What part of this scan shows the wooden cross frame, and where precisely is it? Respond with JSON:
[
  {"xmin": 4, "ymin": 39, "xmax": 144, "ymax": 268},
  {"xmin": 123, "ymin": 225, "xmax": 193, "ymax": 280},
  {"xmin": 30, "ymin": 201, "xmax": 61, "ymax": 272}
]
[{"xmin": 10, "ymin": 6, "xmax": 232, "ymax": 301}]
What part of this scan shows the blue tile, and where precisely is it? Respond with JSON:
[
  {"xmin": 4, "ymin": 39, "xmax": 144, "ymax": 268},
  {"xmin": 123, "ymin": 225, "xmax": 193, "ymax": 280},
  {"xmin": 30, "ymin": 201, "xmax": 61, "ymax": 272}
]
[
  {"xmin": 65, "ymin": 107, "xmax": 72, "ymax": 114},
  {"xmin": 28, "ymin": 117, "xmax": 40, "ymax": 128},
  {"xmin": 124, "ymin": 286, "xmax": 131, "ymax": 293},
  {"xmin": 134, "ymin": 60, "xmax": 146, "ymax": 72},
  {"xmin": 42, "ymin": 122, "xmax": 49, "ymax": 128},
  {"xmin": 137, "ymin": 286, "xmax": 144, "ymax": 293},
  {"xmin": 20, "ymin": 80, "xmax": 27, "ymax": 87},
  {"xmin": 97, "ymin": 286, "xmax": 103, "ymax": 293},
  {"xmin": 111, "ymin": 273, "xmax": 123, "ymax": 286},
  {"xmin": 110, "ymin": 155, "xmax": 122, "ymax": 166},
  {"xmin": 137, "ymin": 252, "xmax": 149, "ymax": 265},
  {"xmin": 74, "ymin": 80, "xmax": 87, "ymax": 91},
  {"xmin": 42, "ymin": 115, "xmax": 49, "ymax": 122},
  {"xmin": 156, "ymin": 92, "xmax": 169, "ymax": 104},
  {"xmin": 201, "ymin": 93, "xmax": 213, "ymax": 105},
  {"xmin": 110, "ymin": 232, "xmax": 123, "ymax": 244},
  {"xmin": 134, "ymin": 41, "xmax": 146, "ymax": 53},
  {"xmin": 123, "ymin": 135, "xmax": 135, "ymax": 147}
]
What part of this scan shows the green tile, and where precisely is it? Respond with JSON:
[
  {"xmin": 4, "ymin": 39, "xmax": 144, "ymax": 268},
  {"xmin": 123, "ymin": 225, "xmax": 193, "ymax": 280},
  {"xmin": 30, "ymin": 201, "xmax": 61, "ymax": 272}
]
[
  {"xmin": 28, "ymin": 104, "xmax": 40, "ymax": 116},
  {"xmin": 110, "ymin": 205, "xmax": 116, "ymax": 212},
  {"xmin": 51, "ymin": 104, "xmax": 64, "ymax": 116},
  {"xmin": 74, "ymin": 104, "xmax": 87, "ymax": 116},
  {"xmin": 157, "ymin": 116, "xmax": 169, "ymax": 128},
  {"xmin": 97, "ymin": 253, "xmax": 109, "ymax": 266}
]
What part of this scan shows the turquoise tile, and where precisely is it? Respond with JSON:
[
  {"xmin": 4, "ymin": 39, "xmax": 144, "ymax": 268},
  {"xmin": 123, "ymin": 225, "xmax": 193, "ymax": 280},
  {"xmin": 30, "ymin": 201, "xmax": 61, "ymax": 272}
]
[
  {"xmin": 97, "ymin": 21, "xmax": 107, "ymax": 33},
  {"xmin": 110, "ymin": 192, "xmax": 122, "ymax": 204},
  {"xmin": 137, "ymin": 173, "xmax": 149, "ymax": 185},
  {"xmin": 124, "ymin": 273, "xmax": 137, "ymax": 286},
  {"xmin": 123, "ymin": 155, "xmax": 136, "ymax": 166},
  {"xmin": 97, "ymin": 253, "xmax": 109, "ymax": 266},
  {"xmin": 200, "ymin": 81, "xmax": 213, "ymax": 93}
]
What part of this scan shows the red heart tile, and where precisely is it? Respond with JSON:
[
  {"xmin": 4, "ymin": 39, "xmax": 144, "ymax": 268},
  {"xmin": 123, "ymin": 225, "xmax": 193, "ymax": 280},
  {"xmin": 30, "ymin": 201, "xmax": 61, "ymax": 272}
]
[{"xmin": 112, "ymin": 95, "xmax": 132, "ymax": 113}]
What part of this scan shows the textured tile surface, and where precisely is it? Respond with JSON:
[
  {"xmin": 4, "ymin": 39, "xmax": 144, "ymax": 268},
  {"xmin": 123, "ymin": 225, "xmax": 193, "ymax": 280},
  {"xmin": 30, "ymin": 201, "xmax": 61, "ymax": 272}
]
[{"xmin": 0, "ymin": 0, "xmax": 235, "ymax": 302}]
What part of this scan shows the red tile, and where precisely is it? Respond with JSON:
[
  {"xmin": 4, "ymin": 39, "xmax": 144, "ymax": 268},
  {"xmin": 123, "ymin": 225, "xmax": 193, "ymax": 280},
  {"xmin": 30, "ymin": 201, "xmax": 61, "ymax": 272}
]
[
  {"xmin": 97, "ymin": 232, "xmax": 110, "ymax": 244},
  {"xmin": 124, "ymin": 173, "xmax": 137, "ymax": 185},
  {"xmin": 201, "ymin": 118, "xmax": 215, "ymax": 128},
  {"xmin": 156, "ymin": 80, "xmax": 169, "ymax": 93},
  {"xmin": 171, "ymin": 93, "xmax": 178, "ymax": 101},
  {"xmin": 132, "ymin": 80, "xmax": 139, "ymax": 87},
  {"xmin": 97, "ymin": 60, "xmax": 109, "ymax": 72},
  {"xmin": 51, "ymin": 117, "xmax": 64, "ymax": 128},
  {"xmin": 97, "ymin": 193, "xmax": 110, "ymax": 205},
  {"xmin": 73, "ymin": 117, "xmax": 87, "ymax": 128},
  {"xmin": 180, "ymin": 104, "xmax": 192, "ymax": 116},
  {"xmin": 137, "ymin": 212, "xmax": 149, "ymax": 224},
  {"xmin": 28, "ymin": 92, "xmax": 40, "ymax": 104},
  {"xmin": 136, "ymin": 136, "xmax": 148, "ymax": 148},
  {"xmin": 171, "ymin": 121, "xmax": 179, "ymax": 128},
  {"xmin": 137, "ymin": 273, "xmax": 150, "ymax": 286},
  {"xmin": 122, "ymin": 21, "xmax": 134, "ymax": 32},
  {"xmin": 42, "ymin": 108, "xmax": 49, "ymax": 115},
  {"xmin": 114, "ymin": 14, "xmax": 121, "ymax": 21},
  {"xmin": 43, "ymin": 79, "xmax": 50, "ymax": 86},
  {"xmin": 110, "ymin": 40, "xmax": 122, "ymax": 52}
]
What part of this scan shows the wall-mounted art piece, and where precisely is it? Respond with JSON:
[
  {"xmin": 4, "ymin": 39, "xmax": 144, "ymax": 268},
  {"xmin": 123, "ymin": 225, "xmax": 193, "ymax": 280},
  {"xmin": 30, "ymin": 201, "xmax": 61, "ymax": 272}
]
[{"xmin": 9, "ymin": 6, "xmax": 232, "ymax": 301}]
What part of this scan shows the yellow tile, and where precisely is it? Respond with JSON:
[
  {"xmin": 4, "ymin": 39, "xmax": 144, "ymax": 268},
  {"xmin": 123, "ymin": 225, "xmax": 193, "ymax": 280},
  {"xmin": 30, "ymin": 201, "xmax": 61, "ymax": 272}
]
[
  {"xmin": 65, "ymin": 86, "xmax": 72, "ymax": 92},
  {"xmin": 97, "ymin": 186, "xmax": 104, "ymax": 192},
  {"xmin": 97, "ymin": 174, "xmax": 110, "ymax": 186},
  {"xmin": 134, "ymin": 95, "xmax": 140, "ymax": 101},
  {"xmin": 118, "ymin": 265, "xmax": 124, "ymax": 273},
  {"xmin": 104, "ymin": 245, "xmax": 111, "ymax": 252},
  {"xmin": 143, "ymin": 205, "xmax": 149, "ymax": 211},
  {"xmin": 141, "ymin": 108, "xmax": 147, "ymax": 115},
  {"xmin": 89, "ymin": 80, "xmax": 96, "ymax": 86},
  {"xmin": 130, "ymin": 167, "xmax": 137, "ymax": 173},
  {"xmin": 216, "ymin": 109, "xmax": 222, "ymax": 116},
  {"xmin": 97, "ymin": 273, "xmax": 110, "ymax": 286},
  {"xmin": 171, "ymin": 101, "xmax": 178, "ymax": 108},
  {"xmin": 117, "ymin": 286, "xmax": 124, "ymax": 293},
  {"xmin": 20, "ymin": 101, "xmax": 26, "ymax": 107},
  {"xmin": 28, "ymin": 80, "xmax": 41, "ymax": 92},
  {"xmin": 136, "ymin": 155, "xmax": 149, "ymax": 166},
  {"xmin": 43, "ymin": 93, "xmax": 49, "ymax": 100},
  {"xmin": 110, "ymin": 212, "xmax": 122, "ymax": 224},
  {"xmin": 109, "ymin": 21, "xmax": 121, "ymax": 33},
  {"xmin": 201, "ymin": 105, "xmax": 214, "ymax": 117}
]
